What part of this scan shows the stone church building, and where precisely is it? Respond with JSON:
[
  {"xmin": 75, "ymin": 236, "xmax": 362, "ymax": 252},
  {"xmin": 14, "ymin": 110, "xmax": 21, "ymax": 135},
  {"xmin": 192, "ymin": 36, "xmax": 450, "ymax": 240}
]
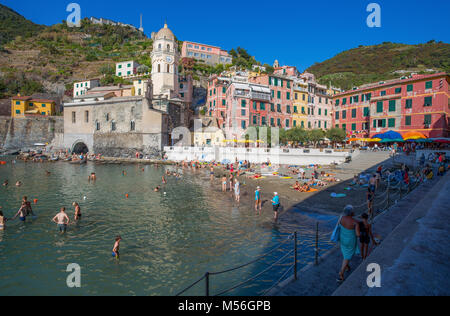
[{"xmin": 63, "ymin": 23, "xmax": 193, "ymax": 157}]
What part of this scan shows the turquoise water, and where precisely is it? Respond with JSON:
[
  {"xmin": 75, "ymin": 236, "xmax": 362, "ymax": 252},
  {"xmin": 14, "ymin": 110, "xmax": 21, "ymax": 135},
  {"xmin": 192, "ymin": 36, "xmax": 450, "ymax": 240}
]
[{"xmin": 0, "ymin": 158, "xmax": 334, "ymax": 296}]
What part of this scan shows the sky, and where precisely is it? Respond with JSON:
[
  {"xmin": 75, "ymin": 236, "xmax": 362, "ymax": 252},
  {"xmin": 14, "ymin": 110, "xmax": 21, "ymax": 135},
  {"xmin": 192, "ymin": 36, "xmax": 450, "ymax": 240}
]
[{"xmin": 3, "ymin": 0, "xmax": 450, "ymax": 71}]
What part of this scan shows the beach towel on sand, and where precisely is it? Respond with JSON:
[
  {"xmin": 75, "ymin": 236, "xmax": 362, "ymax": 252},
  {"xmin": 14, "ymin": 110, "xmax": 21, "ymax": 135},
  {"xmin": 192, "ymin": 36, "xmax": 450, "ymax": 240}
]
[{"xmin": 331, "ymin": 193, "xmax": 346, "ymax": 198}]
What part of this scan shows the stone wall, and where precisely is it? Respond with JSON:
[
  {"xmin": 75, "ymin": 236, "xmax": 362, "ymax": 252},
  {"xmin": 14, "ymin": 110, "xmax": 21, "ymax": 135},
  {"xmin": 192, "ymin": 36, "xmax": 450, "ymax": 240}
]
[
  {"xmin": 93, "ymin": 132, "xmax": 163, "ymax": 158},
  {"xmin": 0, "ymin": 116, "xmax": 64, "ymax": 150}
]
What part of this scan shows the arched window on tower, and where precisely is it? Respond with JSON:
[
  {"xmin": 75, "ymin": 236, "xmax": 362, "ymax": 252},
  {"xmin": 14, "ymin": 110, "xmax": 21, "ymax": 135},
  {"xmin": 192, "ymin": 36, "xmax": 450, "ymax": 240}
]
[
  {"xmin": 167, "ymin": 44, "xmax": 170, "ymax": 51},
  {"xmin": 158, "ymin": 64, "xmax": 161, "ymax": 73},
  {"xmin": 158, "ymin": 44, "xmax": 162, "ymax": 50},
  {"xmin": 167, "ymin": 64, "xmax": 170, "ymax": 73}
]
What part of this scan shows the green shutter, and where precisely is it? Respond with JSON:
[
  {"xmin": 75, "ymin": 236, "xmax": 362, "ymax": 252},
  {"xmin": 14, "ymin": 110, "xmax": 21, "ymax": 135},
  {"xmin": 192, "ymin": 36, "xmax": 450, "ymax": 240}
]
[
  {"xmin": 381, "ymin": 119, "xmax": 386, "ymax": 128},
  {"xmin": 395, "ymin": 88, "xmax": 401, "ymax": 94},
  {"xmin": 388, "ymin": 118, "xmax": 395, "ymax": 127},
  {"xmin": 424, "ymin": 96, "xmax": 432, "ymax": 106},
  {"xmin": 364, "ymin": 107, "xmax": 369, "ymax": 117},
  {"xmin": 407, "ymin": 84, "xmax": 413, "ymax": 92},
  {"xmin": 405, "ymin": 99, "xmax": 412, "ymax": 109},
  {"xmin": 377, "ymin": 101, "xmax": 383, "ymax": 113},
  {"xmin": 405, "ymin": 116, "xmax": 411, "ymax": 126},
  {"xmin": 352, "ymin": 108, "xmax": 356, "ymax": 118},
  {"xmin": 335, "ymin": 111, "xmax": 339, "ymax": 119},
  {"xmin": 425, "ymin": 81, "xmax": 432, "ymax": 89},
  {"xmin": 351, "ymin": 123, "xmax": 356, "ymax": 131},
  {"xmin": 389, "ymin": 100, "xmax": 396, "ymax": 111},
  {"xmin": 373, "ymin": 120, "xmax": 376, "ymax": 128},
  {"xmin": 342, "ymin": 110, "xmax": 346, "ymax": 119},
  {"xmin": 424, "ymin": 114, "xmax": 432, "ymax": 125}
]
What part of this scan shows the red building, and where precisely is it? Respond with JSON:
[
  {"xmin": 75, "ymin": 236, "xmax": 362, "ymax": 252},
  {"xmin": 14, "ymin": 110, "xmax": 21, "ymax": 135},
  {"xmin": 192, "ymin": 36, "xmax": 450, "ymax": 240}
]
[
  {"xmin": 332, "ymin": 73, "xmax": 450, "ymax": 138},
  {"xmin": 206, "ymin": 75, "xmax": 230, "ymax": 129},
  {"xmin": 249, "ymin": 73, "xmax": 294, "ymax": 129}
]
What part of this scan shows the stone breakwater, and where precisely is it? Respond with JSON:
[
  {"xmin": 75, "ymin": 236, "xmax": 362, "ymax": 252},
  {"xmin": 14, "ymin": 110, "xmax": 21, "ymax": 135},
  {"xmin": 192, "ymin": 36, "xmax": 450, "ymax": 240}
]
[{"xmin": 0, "ymin": 116, "xmax": 64, "ymax": 151}]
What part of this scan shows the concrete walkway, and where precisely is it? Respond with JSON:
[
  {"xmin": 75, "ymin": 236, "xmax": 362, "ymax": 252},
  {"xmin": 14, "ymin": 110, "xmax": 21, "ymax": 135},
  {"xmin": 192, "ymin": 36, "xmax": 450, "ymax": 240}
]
[
  {"xmin": 270, "ymin": 172, "xmax": 447, "ymax": 296},
  {"xmin": 333, "ymin": 172, "xmax": 450, "ymax": 296}
]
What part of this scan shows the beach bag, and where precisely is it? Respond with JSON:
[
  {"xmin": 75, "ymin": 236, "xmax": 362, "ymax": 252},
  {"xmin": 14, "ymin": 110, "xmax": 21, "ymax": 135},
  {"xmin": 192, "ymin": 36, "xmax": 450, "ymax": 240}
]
[{"xmin": 330, "ymin": 216, "xmax": 342, "ymax": 243}]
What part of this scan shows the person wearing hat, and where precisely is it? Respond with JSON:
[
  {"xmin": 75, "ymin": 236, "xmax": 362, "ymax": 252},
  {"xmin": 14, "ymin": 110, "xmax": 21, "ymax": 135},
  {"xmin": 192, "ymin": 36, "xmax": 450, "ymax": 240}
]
[
  {"xmin": 272, "ymin": 192, "xmax": 280, "ymax": 222},
  {"xmin": 338, "ymin": 205, "xmax": 360, "ymax": 282},
  {"xmin": 255, "ymin": 186, "xmax": 262, "ymax": 214}
]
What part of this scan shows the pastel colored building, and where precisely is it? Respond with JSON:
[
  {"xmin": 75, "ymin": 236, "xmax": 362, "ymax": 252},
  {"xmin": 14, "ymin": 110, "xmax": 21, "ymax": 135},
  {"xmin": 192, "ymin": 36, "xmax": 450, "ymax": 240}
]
[
  {"xmin": 206, "ymin": 75, "xmax": 232, "ymax": 129},
  {"xmin": 73, "ymin": 79, "xmax": 100, "ymax": 97},
  {"xmin": 249, "ymin": 73, "xmax": 294, "ymax": 129},
  {"xmin": 292, "ymin": 79, "xmax": 308, "ymax": 128},
  {"xmin": 332, "ymin": 72, "xmax": 450, "ymax": 138},
  {"xmin": 116, "ymin": 61, "xmax": 141, "ymax": 77},
  {"xmin": 11, "ymin": 96, "xmax": 56, "ymax": 117},
  {"xmin": 302, "ymin": 72, "xmax": 333, "ymax": 130},
  {"xmin": 182, "ymin": 41, "xmax": 232, "ymax": 66},
  {"xmin": 223, "ymin": 80, "xmax": 271, "ymax": 139}
]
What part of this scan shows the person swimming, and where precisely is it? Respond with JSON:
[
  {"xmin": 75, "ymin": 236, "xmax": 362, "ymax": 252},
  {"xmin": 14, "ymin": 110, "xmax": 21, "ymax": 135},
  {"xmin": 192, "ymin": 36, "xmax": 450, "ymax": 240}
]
[
  {"xmin": 2, "ymin": 180, "xmax": 8, "ymax": 186},
  {"xmin": 16, "ymin": 181, "xmax": 22, "ymax": 187}
]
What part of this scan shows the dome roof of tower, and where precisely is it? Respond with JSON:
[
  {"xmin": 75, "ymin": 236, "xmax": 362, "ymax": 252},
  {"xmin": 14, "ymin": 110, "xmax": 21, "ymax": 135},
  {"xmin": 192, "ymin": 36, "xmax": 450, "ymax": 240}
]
[{"xmin": 155, "ymin": 23, "xmax": 175, "ymax": 41}]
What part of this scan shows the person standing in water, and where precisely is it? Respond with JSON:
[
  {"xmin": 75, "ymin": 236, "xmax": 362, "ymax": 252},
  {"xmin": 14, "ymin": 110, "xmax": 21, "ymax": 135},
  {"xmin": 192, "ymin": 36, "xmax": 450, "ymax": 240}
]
[
  {"xmin": 112, "ymin": 236, "xmax": 121, "ymax": 259},
  {"xmin": 255, "ymin": 186, "xmax": 262, "ymax": 215},
  {"xmin": 73, "ymin": 202, "xmax": 81, "ymax": 221},
  {"xmin": 0, "ymin": 208, "xmax": 7, "ymax": 230},
  {"xmin": 210, "ymin": 166, "xmax": 215, "ymax": 181},
  {"xmin": 234, "ymin": 179, "xmax": 240, "ymax": 203},
  {"xmin": 222, "ymin": 176, "xmax": 227, "ymax": 192},
  {"xmin": 52, "ymin": 207, "xmax": 70, "ymax": 234},
  {"xmin": 272, "ymin": 192, "xmax": 280, "ymax": 222}
]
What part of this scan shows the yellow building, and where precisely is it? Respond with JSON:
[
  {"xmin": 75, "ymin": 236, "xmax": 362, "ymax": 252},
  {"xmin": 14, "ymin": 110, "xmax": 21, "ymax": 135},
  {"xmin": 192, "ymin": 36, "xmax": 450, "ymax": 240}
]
[
  {"xmin": 292, "ymin": 81, "xmax": 308, "ymax": 128},
  {"xmin": 11, "ymin": 96, "xmax": 56, "ymax": 117}
]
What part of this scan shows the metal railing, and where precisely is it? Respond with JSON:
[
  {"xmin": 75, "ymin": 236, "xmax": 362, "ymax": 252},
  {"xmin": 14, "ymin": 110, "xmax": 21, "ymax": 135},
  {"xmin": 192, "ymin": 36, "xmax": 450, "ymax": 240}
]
[
  {"xmin": 175, "ymin": 232, "xmax": 298, "ymax": 296},
  {"xmin": 313, "ymin": 173, "xmax": 425, "ymax": 265}
]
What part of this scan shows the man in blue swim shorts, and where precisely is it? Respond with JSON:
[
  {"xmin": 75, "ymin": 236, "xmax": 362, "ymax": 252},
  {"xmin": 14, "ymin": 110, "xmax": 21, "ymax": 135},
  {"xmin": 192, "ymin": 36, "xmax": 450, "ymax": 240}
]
[{"xmin": 52, "ymin": 207, "xmax": 70, "ymax": 234}]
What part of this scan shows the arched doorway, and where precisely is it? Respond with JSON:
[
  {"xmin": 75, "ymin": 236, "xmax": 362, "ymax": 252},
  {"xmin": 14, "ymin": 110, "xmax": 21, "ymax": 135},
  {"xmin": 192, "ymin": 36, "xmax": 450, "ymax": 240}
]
[{"xmin": 72, "ymin": 142, "xmax": 89, "ymax": 154}]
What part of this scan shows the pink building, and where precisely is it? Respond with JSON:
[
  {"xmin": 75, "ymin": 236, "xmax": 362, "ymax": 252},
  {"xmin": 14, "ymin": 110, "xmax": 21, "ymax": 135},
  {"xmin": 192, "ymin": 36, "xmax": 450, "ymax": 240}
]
[
  {"xmin": 182, "ymin": 41, "xmax": 232, "ymax": 66},
  {"xmin": 332, "ymin": 72, "xmax": 450, "ymax": 138},
  {"xmin": 249, "ymin": 74, "xmax": 294, "ymax": 129},
  {"xmin": 207, "ymin": 75, "xmax": 230, "ymax": 129},
  {"xmin": 301, "ymin": 72, "xmax": 333, "ymax": 130}
]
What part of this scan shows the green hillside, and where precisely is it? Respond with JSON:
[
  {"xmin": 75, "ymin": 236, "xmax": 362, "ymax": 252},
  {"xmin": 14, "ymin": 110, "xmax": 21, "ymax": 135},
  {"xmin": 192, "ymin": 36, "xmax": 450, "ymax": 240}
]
[
  {"xmin": 306, "ymin": 41, "xmax": 450, "ymax": 90},
  {"xmin": 0, "ymin": 4, "xmax": 45, "ymax": 46}
]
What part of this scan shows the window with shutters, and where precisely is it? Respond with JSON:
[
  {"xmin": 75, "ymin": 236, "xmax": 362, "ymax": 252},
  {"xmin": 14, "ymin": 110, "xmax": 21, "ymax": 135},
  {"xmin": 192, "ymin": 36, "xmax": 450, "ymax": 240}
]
[
  {"xmin": 405, "ymin": 99, "xmax": 412, "ymax": 109},
  {"xmin": 405, "ymin": 116, "xmax": 411, "ymax": 126},
  {"xmin": 388, "ymin": 118, "xmax": 395, "ymax": 128},
  {"xmin": 424, "ymin": 96, "xmax": 432, "ymax": 107},
  {"xmin": 389, "ymin": 100, "xmax": 396, "ymax": 112},
  {"xmin": 377, "ymin": 101, "xmax": 383, "ymax": 113}
]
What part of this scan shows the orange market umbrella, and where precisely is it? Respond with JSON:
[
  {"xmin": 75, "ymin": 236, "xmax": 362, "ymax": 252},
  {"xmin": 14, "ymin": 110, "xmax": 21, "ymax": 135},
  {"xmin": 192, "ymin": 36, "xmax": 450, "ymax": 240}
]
[{"xmin": 402, "ymin": 131, "xmax": 427, "ymax": 140}]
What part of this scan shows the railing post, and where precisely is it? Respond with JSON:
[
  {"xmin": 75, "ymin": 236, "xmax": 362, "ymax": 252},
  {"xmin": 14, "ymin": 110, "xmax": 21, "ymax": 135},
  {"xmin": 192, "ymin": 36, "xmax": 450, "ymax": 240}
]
[
  {"xmin": 315, "ymin": 223, "xmax": 319, "ymax": 266},
  {"xmin": 205, "ymin": 272, "xmax": 210, "ymax": 297},
  {"xmin": 294, "ymin": 232, "xmax": 298, "ymax": 280}
]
